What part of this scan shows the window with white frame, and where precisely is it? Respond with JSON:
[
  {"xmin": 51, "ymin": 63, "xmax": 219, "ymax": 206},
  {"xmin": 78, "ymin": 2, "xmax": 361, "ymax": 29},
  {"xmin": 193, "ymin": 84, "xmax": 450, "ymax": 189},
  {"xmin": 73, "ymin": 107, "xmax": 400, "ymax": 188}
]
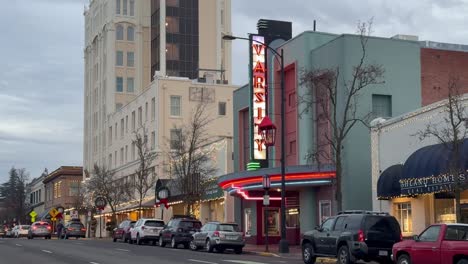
[
  {"xmin": 116, "ymin": 77, "xmax": 123, "ymax": 92},
  {"xmin": 129, "ymin": 0, "xmax": 135, "ymax": 16},
  {"xmin": 123, "ymin": 0, "xmax": 127, "ymax": 15},
  {"xmin": 127, "ymin": 77, "xmax": 134, "ymax": 93},
  {"xmin": 115, "ymin": 122, "xmax": 118, "ymax": 139},
  {"xmin": 170, "ymin": 96, "xmax": 181, "ymax": 116},
  {"xmin": 151, "ymin": 97, "xmax": 155, "ymax": 120},
  {"xmin": 116, "ymin": 24, "xmax": 124, "ymax": 40},
  {"xmin": 132, "ymin": 111, "xmax": 136, "ymax": 131},
  {"xmin": 127, "ymin": 52, "xmax": 134, "ymax": 67},
  {"xmin": 395, "ymin": 202, "xmax": 412, "ymax": 233},
  {"xmin": 319, "ymin": 200, "xmax": 332, "ymax": 224},
  {"xmin": 127, "ymin": 26, "xmax": 134, "ymax": 41},
  {"xmin": 125, "ymin": 115, "xmax": 128, "ymax": 133},
  {"xmin": 372, "ymin": 94, "xmax": 392, "ymax": 118},
  {"xmin": 170, "ymin": 129, "xmax": 182, "ymax": 150},
  {"xmin": 218, "ymin": 102, "xmax": 226, "ymax": 116},
  {"xmin": 116, "ymin": 0, "xmax": 121, "ymax": 14},
  {"xmin": 120, "ymin": 118, "xmax": 124, "ymax": 138}
]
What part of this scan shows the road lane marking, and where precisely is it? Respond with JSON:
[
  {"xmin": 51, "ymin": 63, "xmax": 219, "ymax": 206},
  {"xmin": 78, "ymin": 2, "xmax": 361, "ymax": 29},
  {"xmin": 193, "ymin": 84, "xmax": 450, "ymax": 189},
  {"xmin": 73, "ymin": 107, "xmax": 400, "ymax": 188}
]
[
  {"xmin": 115, "ymin": 248, "xmax": 130, "ymax": 252},
  {"xmin": 41, "ymin": 250, "xmax": 53, "ymax": 254},
  {"xmin": 74, "ymin": 242, "xmax": 84, "ymax": 245},
  {"xmin": 223, "ymin": 261, "xmax": 268, "ymax": 264},
  {"xmin": 188, "ymin": 260, "xmax": 218, "ymax": 264},
  {"xmin": 90, "ymin": 262, "xmax": 100, "ymax": 264},
  {"xmin": 15, "ymin": 244, "xmax": 22, "ymax": 247}
]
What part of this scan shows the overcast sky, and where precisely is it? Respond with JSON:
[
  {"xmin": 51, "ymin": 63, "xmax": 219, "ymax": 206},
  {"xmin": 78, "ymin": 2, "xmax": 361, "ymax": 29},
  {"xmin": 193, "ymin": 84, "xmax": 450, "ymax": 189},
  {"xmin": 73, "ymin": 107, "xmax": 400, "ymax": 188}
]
[{"xmin": 1, "ymin": 0, "xmax": 468, "ymax": 182}]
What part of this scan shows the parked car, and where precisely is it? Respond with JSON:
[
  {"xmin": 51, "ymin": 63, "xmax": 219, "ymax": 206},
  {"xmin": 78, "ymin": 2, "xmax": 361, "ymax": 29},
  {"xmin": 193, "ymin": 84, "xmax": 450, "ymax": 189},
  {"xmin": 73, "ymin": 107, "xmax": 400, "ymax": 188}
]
[
  {"xmin": 5, "ymin": 228, "xmax": 14, "ymax": 238},
  {"xmin": 301, "ymin": 210, "xmax": 402, "ymax": 264},
  {"xmin": 13, "ymin": 225, "xmax": 30, "ymax": 238},
  {"xmin": 28, "ymin": 221, "xmax": 52, "ymax": 239},
  {"xmin": 61, "ymin": 222, "xmax": 86, "ymax": 239},
  {"xmin": 190, "ymin": 222, "xmax": 244, "ymax": 254},
  {"xmin": 159, "ymin": 217, "xmax": 202, "ymax": 249},
  {"xmin": 130, "ymin": 218, "xmax": 165, "ymax": 245},
  {"xmin": 0, "ymin": 227, "xmax": 6, "ymax": 238},
  {"xmin": 113, "ymin": 220, "xmax": 135, "ymax": 243},
  {"xmin": 392, "ymin": 223, "xmax": 468, "ymax": 264}
]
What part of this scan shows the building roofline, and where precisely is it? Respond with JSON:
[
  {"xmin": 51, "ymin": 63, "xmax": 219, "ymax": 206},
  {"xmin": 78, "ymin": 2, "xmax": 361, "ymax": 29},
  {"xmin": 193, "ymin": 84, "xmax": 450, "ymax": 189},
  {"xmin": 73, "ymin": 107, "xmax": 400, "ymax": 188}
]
[{"xmin": 43, "ymin": 166, "xmax": 83, "ymax": 184}]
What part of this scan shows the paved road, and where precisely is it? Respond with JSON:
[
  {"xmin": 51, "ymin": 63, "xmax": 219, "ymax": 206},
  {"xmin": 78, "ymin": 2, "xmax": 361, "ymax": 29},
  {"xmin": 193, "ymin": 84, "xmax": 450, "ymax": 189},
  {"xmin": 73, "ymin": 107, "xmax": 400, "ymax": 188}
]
[{"xmin": 0, "ymin": 237, "xmax": 305, "ymax": 264}]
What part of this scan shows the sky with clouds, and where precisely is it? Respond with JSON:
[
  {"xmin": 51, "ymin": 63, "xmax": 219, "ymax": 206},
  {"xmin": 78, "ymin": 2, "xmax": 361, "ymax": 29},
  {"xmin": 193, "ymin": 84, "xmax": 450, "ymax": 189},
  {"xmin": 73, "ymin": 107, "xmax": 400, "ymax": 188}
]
[{"xmin": 1, "ymin": 0, "xmax": 468, "ymax": 182}]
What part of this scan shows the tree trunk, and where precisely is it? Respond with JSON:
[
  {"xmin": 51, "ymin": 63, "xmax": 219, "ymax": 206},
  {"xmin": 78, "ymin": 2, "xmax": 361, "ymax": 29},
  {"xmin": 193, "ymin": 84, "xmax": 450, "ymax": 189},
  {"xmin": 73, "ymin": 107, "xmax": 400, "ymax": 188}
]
[{"xmin": 335, "ymin": 148, "xmax": 343, "ymax": 213}]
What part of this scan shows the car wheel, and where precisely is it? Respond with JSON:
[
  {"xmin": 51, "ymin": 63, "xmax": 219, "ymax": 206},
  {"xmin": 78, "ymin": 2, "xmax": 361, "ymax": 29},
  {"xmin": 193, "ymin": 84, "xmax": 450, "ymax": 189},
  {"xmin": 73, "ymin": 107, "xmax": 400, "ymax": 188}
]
[
  {"xmin": 338, "ymin": 245, "xmax": 353, "ymax": 264},
  {"xmin": 159, "ymin": 236, "xmax": 166, "ymax": 247},
  {"xmin": 397, "ymin": 254, "xmax": 411, "ymax": 264},
  {"xmin": 205, "ymin": 239, "xmax": 214, "ymax": 253},
  {"xmin": 234, "ymin": 247, "xmax": 242, "ymax": 254},
  {"xmin": 302, "ymin": 243, "xmax": 316, "ymax": 264},
  {"xmin": 171, "ymin": 237, "xmax": 178, "ymax": 248},
  {"xmin": 189, "ymin": 239, "xmax": 198, "ymax": 251},
  {"xmin": 136, "ymin": 234, "xmax": 142, "ymax": 245},
  {"xmin": 457, "ymin": 259, "xmax": 468, "ymax": 264}
]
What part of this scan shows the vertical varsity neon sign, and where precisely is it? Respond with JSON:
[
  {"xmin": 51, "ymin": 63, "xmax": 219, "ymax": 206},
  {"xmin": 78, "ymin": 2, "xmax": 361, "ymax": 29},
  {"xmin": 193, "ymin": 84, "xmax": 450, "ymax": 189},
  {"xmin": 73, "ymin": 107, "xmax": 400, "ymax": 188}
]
[{"xmin": 250, "ymin": 35, "xmax": 267, "ymax": 160}]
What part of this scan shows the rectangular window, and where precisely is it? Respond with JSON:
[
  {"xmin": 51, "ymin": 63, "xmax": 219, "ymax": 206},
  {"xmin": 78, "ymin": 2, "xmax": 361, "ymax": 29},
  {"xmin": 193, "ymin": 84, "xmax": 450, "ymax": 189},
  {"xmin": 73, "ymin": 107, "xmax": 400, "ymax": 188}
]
[
  {"xmin": 129, "ymin": 0, "xmax": 135, "ymax": 16},
  {"xmin": 170, "ymin": 129, "xmax": 182, "ymax": 150},
  {"xmin": 125, "ymin": 115, "xmax": 128, "ymax": 133},
  {"xmin": 166, "ymin": 43, "xmax": 179, "ymax": 60},
  {"xmin": 116, "ymin": 51, "xmax": 124, "ymax": 66},
  {"xmin": 372, "ymin": 94, "xmax": 392, "ymax": 118},
  {"xmin": 289, "ymin": 140, "xmax": 296, "ymax": 154},
  {"xmin": 151, "ymin": 131, "xmax": 155, "ymax": 150},
  {"xmin": 120, "ymin": 147, "xmax": 124, "ymax": 165},
  {"xmin": 132, "ymin": 111, "xmax": 136, "ymax": 131},
  {"xmin": 125, "ymin": 145, "xmax": 128, "ymax": 163},
  {"xmin": 166, "ymin": 16, "xmax": 179, "ymax": 33},
  {"xmin": 116, "ymin": 0, "xmax": 120, "ymax": 14},
  {"xmin": 108, "ymin": 154, "xmax": 112, "ymax": 169},
  {"xmin": 170, "ymin": 96, "xmax": 181, "ymax": 116},
  {"xmin": 116, "ymin": 77, "xmax": 123, "ymax": 92},
  {"xmin": 127, "ymin": 52, "xmax": 134, "ymax": 67},
  {"xmin": 319, "ymin": 200, "xmax": 332, "ymax": 224},
  {"xmin": 120, "ymin": 118, "xmax": 124, "ymax": 138},
  {"xmin": 109, "ymin": 126, "xmax": 113, "ymax": 146},
  {"xmin": 138, "ymin": 107, "xmax": 142, "ymax": 126},
  {"xmin": 127, "ymin": 77, "xmax": 134, "ymax": 93},
  {"xmin": 57, "ymin": 181, "xmax": 62, "ymax": 198},
  {"xmin": 38, "ymin": 189, "xmax": 41, "ymax": 202},
  {"xmin": 115, "ymin": 122, "xmax": 118, "ymax": 139},
  {"xmin": 127, "ymin": 26, "xmax": 134, "ymax": 41},
  {"xmin": 69, "ymin": 181, "xmax": 80, "ymax": 196},
  {"xmin": 145, "ymin": 102, "xmax": 148, "ymax": 121},
  {"xmin": 123, "ymin": 0, "xmax": 127, "ymax": 15},
  {"xmin": 218, "ymin": 102, "xmax": 226, "ymax": 116},
  {"xmin": 395, "ymin": 202, "xmax": 412, "ymax": 233},
  {"xmin": 115, "ymin": 150, "xmax": 117, "ymax": 167},
  {"xmin": 166, "ymin": 0, "xmax": 179, "ymax": 6},
  {"xmin": 151, "ymin": 97, "xmax": 156, "ymax": 120},
  {"xmin": 131, "ymin": 142, "xmax": 136, "ymax": 160}
]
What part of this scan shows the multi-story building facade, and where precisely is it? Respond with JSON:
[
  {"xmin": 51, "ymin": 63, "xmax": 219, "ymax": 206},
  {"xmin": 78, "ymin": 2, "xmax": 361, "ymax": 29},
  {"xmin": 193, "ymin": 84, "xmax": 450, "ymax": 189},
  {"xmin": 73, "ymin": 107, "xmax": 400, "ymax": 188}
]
[
  {"xmin": 150, "ymin": 0, "xmax": 232, "ymax": 81},
  {"xmin": 43, "ymin": 166, "xmax": 82, "ymax": 216},
  {"xmin": 84, "ymin": 1, "xmax": 235, "ymax": 231},
  {"xmin": 26, "ymin": 175, "xmax": 46, "ymax": 219}
]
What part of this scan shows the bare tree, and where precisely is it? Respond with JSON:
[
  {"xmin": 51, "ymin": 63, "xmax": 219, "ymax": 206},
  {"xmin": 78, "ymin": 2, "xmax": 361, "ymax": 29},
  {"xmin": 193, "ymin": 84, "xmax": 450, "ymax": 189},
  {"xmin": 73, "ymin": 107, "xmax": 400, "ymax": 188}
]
[
  {"xmin": 133, "ymin": 126, "xmax": 158, "ymax": 218},
  {"xmin": 85, "ymin": 164, "xmax": 132, "ymax": 224},
  {"xmin": 415, "ymin": 77, "xmax": 468, "ymax": 222},
  {"xmin": 299, "ymin": 20, "xmax": 385, "ymax": 212},
  {"xmin": 167, "ymin": 104, "xmax": 218, "ymax": 215}
]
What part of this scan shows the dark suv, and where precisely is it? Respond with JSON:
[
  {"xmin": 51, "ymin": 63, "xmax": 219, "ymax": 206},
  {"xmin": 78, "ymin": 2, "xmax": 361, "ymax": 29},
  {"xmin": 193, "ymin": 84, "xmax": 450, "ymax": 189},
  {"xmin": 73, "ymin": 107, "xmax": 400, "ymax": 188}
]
[
  {"xmin": 301, "ymin": 211, "xmax": 402, "ymax": 264},
  {"xmin": 159, "ymin": 217, "xmax": 202, "ymax": 249}
]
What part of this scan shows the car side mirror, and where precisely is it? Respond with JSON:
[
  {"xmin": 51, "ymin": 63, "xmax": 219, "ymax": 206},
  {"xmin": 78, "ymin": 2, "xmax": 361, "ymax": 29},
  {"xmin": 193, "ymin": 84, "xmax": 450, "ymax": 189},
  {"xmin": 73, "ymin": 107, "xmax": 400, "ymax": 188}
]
[
  {"xmin": 413, "ymin": 235, "xmax": 419, "ymax": 241},
  {"xmin": 314, "ymin": 226, "xmax": 323, "ymax": 232}
]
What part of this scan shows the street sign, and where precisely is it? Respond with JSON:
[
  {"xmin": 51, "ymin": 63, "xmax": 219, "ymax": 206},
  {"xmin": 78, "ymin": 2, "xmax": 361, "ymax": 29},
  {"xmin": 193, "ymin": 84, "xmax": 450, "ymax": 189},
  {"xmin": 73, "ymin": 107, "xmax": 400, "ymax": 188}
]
[
  {"xmin": 95, "ymin": 196, "xmax": 107, "ymax": 210},
  {"xmin": 49, "ymin": 208, "xmax": 59, "ymax": 218},
  {"xmin": 57, "ymin": 207, "xmax": 64, "ymax": 214},
  {"xmin": 87, "ymin": 211, "xmax": 92, "ymax": 217},
  {"xmin": 51, "ymin": 217, "xmax": 56, "ymax": 221},
  {"xmin": 263, "ymin": 195, "xmax": 270, "ymax": 206},
  {"xmin": 29, "ymin": 211, "xmax": 37, "ymax": 218},
  {"xmin": 31, "ymin": 217, "xmax": 36, "ymax": 222},
  {"xmin": 71, "ymin": 210, "xmax": 79, "ymax": 219}
]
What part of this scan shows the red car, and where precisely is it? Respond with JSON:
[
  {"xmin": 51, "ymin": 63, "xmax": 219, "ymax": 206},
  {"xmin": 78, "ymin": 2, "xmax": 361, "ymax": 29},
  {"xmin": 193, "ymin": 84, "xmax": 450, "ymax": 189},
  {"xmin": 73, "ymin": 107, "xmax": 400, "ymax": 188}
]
[
  {"xmin": 392, "ymin": 224, "xmax": 468, "ymax": 264},
  {"xmin": 112, "ymin": 220, "xmax": 135, "ymax": 243}
]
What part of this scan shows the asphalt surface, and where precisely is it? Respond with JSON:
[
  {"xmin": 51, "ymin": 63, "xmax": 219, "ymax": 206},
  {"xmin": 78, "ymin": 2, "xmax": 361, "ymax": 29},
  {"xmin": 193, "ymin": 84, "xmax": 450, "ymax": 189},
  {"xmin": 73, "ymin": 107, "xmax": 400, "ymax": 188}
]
[{"xmin": 0, "ymin": 237, "xmax": 305, "ymax": 264}]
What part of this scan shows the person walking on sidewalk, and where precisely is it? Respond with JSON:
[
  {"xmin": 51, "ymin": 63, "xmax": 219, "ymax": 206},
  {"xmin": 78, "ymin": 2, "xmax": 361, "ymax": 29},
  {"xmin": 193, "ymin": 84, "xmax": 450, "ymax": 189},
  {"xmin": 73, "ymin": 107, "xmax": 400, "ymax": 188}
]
[{"xmin": 56, "ymin": 221, "xmax": 64, "ymax": 239}]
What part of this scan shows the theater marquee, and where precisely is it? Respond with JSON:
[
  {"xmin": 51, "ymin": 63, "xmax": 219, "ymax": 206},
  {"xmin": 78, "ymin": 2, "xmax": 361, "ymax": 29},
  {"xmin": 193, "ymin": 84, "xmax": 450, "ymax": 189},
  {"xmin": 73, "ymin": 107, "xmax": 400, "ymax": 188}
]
[{"xmin": 250, "ymin": 34, "xmax": 267, "ymax": 161}]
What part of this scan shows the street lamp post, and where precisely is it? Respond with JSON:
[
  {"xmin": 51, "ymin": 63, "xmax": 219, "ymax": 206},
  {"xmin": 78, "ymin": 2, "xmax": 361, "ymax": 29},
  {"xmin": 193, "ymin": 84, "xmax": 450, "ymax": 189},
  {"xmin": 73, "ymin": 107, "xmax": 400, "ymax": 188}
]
[{"xmin": 223, "ymin": 34, "xmax": 289, "ymax": 253}]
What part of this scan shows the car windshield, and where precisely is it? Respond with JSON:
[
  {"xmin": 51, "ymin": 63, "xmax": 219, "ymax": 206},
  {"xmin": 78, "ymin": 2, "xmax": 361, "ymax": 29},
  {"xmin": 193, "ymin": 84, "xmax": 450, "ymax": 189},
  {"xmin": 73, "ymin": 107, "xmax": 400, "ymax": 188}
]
[
  {"xmin": 70, "ymin": 223, "xmax": 84, "ymax": 228},
  {"xmin": 180, "ymin": 221, "xmax": 201, "ymax": 229},
  {"xmin": 145, "ymin": 221, "xmax": 164, "ymax": 227},
  {"xmin": 219, "ymin": 224, "xmax": 239, "ymax": 232}
]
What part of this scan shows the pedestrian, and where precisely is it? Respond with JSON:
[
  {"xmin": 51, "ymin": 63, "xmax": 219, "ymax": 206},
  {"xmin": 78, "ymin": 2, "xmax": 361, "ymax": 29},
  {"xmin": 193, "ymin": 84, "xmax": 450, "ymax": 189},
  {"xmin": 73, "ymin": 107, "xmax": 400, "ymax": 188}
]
[{"xmin": 56, "ymin": 221, "xmax": 64, "ymax": 239}]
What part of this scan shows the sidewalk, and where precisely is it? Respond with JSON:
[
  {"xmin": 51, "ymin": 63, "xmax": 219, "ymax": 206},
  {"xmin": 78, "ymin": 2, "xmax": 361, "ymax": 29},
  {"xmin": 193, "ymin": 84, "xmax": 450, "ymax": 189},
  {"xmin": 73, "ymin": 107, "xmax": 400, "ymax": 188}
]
[{"xmin": 243, "ymin": 244, "xmax": 337, "ymax": 263}]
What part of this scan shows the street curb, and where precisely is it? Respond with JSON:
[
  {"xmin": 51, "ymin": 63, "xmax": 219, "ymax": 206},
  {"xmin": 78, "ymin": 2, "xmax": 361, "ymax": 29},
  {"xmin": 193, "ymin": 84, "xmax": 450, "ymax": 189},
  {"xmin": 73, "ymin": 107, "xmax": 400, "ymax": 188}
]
[{"xmin": 245, "ymin": 251, "xmax": 336, "ymax": 263}]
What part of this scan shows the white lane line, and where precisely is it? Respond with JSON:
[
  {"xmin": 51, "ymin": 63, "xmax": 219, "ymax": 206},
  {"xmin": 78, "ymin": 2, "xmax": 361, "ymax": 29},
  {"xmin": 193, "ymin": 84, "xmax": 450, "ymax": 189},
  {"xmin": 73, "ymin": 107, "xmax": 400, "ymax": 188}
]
[
  {"xmin": 223, "ymin": 261, "xmax": 268, "ymax": 264},
  {"xmin": 90, "ymin": 262, "xmax": 100, "ymax": 264},
  {"xmin": 41, "ymin": 250, "xmax": 53, "ymax": 254},
  {"xmin": 115, "ymin": 248, "xmax": 130, "ymax": 252},
  {"xmin": 15, "ymin": 244, "xmax": 22, "ymax": 247},
  {"xmin": 188, "ymin": 260, "xmax": 218, "ymax": 264},
  {"xmin": 74, "ymin": 242, "xmax": 84, "ymax": 245}
]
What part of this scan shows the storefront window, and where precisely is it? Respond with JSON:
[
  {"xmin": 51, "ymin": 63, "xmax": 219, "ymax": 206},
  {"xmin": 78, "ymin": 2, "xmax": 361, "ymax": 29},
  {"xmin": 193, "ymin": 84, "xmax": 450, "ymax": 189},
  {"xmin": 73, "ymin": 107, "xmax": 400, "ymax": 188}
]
[
  {"xmin": 244, "ymin": 208, "xmax": 253, "ymax": 237},
  {"xmin": 395, "ymin": 202, "xmax": 412, "ymax": 233},
  {"xmin": 286, "ymin": 208, "xmax": 300, "ymax": 228},
  {"xmin": 264, "ymin": 208, "xmax": 280, "ymax": 236},
  {"xmin": 435, "ymin": 198, "xmax": 455, "ymax": 223},
  {"xmin": 319, "ymin": 200, "xmax": 332, "ymax": 224}
]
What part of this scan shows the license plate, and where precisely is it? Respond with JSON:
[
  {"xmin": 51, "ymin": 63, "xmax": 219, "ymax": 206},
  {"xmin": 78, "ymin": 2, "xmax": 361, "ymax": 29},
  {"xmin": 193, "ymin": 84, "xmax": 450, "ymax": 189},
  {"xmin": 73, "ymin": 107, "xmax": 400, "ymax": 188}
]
[
  {"xmin": 227, "ymin": 236, "xmax": 237, "ymax": 240},
  {"xmin": 152, "ymin": 229, "xmax": 158, "ymax": 233},
  {"xmin": 379, "ymin": 250, "xmax": 388, "ymax": 256}
]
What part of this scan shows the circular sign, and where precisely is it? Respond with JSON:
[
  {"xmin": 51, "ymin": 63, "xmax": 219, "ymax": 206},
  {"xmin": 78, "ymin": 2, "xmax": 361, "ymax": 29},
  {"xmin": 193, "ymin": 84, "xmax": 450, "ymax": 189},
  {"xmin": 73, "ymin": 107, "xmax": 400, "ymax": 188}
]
[
  {"xmin": 57, "ymin": 206, "xmax": 64, "ymax": 214},
  {"xmin": 157, "ymin": 187, "xmax": 170, "ymax": 200},
  {"xmin": 94, "ymin": 196, "xmax": 107, "ymax": 210}
]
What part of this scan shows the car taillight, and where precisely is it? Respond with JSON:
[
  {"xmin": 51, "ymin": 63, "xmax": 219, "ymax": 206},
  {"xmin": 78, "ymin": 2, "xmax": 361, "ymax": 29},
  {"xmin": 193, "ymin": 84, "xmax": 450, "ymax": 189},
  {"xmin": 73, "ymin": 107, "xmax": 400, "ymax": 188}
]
[
  {"xmin": 358, "ymin": 229, "xmax": 365, "ymax": 242},
  {"xmin": 213, "ymin": 231, "xmax": 220, "ymax": 237},
  {"xmin": 47, "ymin": 226, "xmax": 51, "ymax": 230},
  {"xmin": 68, "ymin": 228, "xmax": 73, "ymax": 231},
  {"xmin": 33, "ymin": 226, "xmax": 37, "ymax": 230},
  {"xmin": 81, "ymin": 228, "xmax": 86, "ymax": 231}
]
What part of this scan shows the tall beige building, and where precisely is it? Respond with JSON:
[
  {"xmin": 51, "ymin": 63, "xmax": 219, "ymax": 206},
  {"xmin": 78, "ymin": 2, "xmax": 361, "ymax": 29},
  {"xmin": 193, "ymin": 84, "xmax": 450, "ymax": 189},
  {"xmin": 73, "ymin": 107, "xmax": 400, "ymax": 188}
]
[{"xmin": 83, "ymin": 0, "xmax": 235, "ymax": 228}]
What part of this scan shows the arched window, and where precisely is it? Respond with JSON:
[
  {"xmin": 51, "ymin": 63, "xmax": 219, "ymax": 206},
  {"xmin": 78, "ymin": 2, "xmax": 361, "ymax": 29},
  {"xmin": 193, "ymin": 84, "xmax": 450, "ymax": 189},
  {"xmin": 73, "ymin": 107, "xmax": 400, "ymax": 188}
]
[
  {"xmin": 127, "ymin": 26, "xmax": 135, "ymax": 41},
  {"xmin": 116, "ymin": 24, "xmax": 124, "ymax": 40}
]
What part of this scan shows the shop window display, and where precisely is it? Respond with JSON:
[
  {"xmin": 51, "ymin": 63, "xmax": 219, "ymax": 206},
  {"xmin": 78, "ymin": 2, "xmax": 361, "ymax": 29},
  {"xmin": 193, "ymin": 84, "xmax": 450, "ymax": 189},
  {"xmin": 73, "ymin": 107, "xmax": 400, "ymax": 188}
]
[
  {"xmin": 435, "ymin": 198, "xmax": 456, "ymax": 223},
  {"xmin": 286, "ymin": 208, "xmax": 300, "ymax": 228},
  {"xmin": 395, "ymin": 202, "xmax": 412, "ymax": 233},
  {"xmin": 263, "ymin": 208, "xmax": 280, "ymax": 236},
  {"xmin": 244, "ymin": 208, "xmax": 253, "ymax": 237}
]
